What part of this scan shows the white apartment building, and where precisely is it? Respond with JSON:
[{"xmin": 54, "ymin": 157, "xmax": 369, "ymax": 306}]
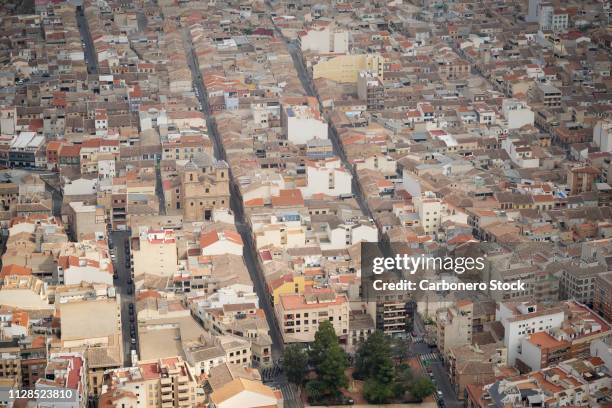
[
  {"xmin": 252, "ymin": 213, "xmax": 306, "ymax": 249},
  {"xmin": 299, "ymin": 25, "xmax": 349, "ymax": 54},
  {"xmin": 594, "ymin": 120, "xmax": 612, "ymax": 153},
  {"xmin": 502, "ymin": 138, "xmax": 540, "ymax": 169},
  {"xmin": 502, "ymin": 99, "xmax": 535, "ymax": 130},
  {"xmin": 301, "ymin": 158, "xmax": 352, "ymax": 198},
  {"xmin": 60, "ymin": 256, "xmax": 114, "ymax": 286},
  {"xmin": 317, "ymin": 220, "xmax": 378, "ymax": 251},
  {"xmin": 539, "ymin": 4, "xmax": 569, "ymax": 32},
  {"xmin": 496, "ymin": 302, "xmax": 565, "ymax": 365},
  {"xmin": 281, "ymin": 103, "xmax": 328, "ymax": 145},
  {"xmin": 413, "ymin": 192, "xmax": 444, "ymax": 234}
]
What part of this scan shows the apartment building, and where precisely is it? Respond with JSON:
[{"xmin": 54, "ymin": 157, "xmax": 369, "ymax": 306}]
[
  {"xmin": 275, "ymin": 289, "xmax": 349, "ymax": 343},
  {"xmin": 161, "ymin": 134, "xmax": 213, "ymax": 161},
  {"xmin": 447, "ymin": 343, "xmax": 506, "ymax": 400},
  {"xmin": 437, "ymin": 300, "xmax": 474, "ymax": 359},
  {"xmin": 517, "ymin": 331, "xmax": 570, "ymax": 372},
  {"xmin": 501, "ymin": 138, "xmax": 540, "ymax": 169},
  {"xmin": 594, "ymin": 272, "xmax": 612, "ymax": 323},
  {"xmin": 535, "ymin": 83, "xmax": 562, "ymax": 107},
  {"xmin": 281, "ymin": 99, "xmax": 328, "ymax": 145},
  {"xmin": 302, "ymin": 158, "xmax": 352, "ymax": 198},
  {"xmin": 559, "ymin": 263, "xmax": 607, "ymax": 305},
  {"xmin": 501, "ymin": 99, "xmax": 535, "ymax": 129},
  {"xmin": 313, "ymin": 54, "xmax": 384, "ymax": 83},
  {"xmin": 36, "ymin": 353, "xmax": 87, "ymax": 408},
  {"xmin": 413, "ymin": 192, "xmax": 443, "ymax": 235},
  {"xmin": 99, "ymin": 357, "xmax": 203, "ymax": 408},
  {"xmin": 9, "ymin": 132, "xmax": 45, "ymax": 168},
  {"xmin": 133, "ymin": 228, "xmax": 178, "ymax": 278},
  {"xmin": 496, "ymin": 302, "xmax": 565, "ymax": 365},
  {"xmin": 57, "ymin": 298, "xmax": 122, "ymax": 397},
  {"xmin": 567, "ymin": 166, "xmax": 599, "ymax": 195},
  {"xmin": 268, "ymin": 274, "xmax": 308, "ymax": 305},
  {"xmin": 299, "ymin": 24, "xmax": 349, "ymax": 54},
  {"xmin": 594, "ymin": 120, "xmax": 612, "ymax": 153},
  {"xmin": 0, "ymin": 335, "xmax": 46, "ymax": 388},
  {"xmin": 539, "ymin": 4, "xmax": 569, "ymax": 32},
  {"xmin": 65, "ymin": 202, "xmax": 106, "ymax": 241},
  {"xmin": 373, "ymin": 293, "xmax": 413, "ymax": 337},
  {"xmin": 0, "ymin": 345, "xmax": 21, "ymax": 388},
  {"xmin": 357, "ymin": 71, "xmax": 385, "ymax": 111}
]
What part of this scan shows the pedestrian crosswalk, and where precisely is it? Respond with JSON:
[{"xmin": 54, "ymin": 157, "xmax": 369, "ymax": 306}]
[
  {"xmin": 409, "ymin": 334, "xmax": 425, "ymax": 343},
  {"xmin": 280, "ymin": 382, "xmax": 302, "ymax": 408},
  {"xmin": 419, "ymin": 352, "xmax": 440, "ymax": 363}
]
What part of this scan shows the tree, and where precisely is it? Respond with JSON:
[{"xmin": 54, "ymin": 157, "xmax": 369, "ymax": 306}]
[
  {"xmin": 409, "ymin": 377, "xmax": 436, "ymax": 401},
  {"xmin": 308, "ymin": 321, "xmax": 348, "ymax": 398},
  {"xmin": 355, "ymin": 331, "xmax": 395, "ymax": 381},
  {"xmin": 391, "ymin": 337, "xmax": 410, "ymax": 364},
  {"xmin": 363, "ymin": 378, "xmax": 395, "ymax": 404},
  {"xmin": 393, "ymin": 364, "xmax": 414, "ymax": 398},
  {"xmin": 362, "ymin": 356, "xmax": 396, "ymax": 403},
  {"xmin": 282, "ymin": 344, "xmax": 308, "ymax": 386},
  {"xmin": 305, "ymin": 380, "xmax": 325, "ymax": 403}
]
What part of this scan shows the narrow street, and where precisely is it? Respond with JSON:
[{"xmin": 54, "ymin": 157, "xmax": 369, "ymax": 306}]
[
  {"xmin": 180, "ymin": 29, "xmax": 285, "ymax": 357},
  {"xmin": 272, "ymin": 19, "xmax": 462, "ymax": 408},
  {"xmin": 76, "ymin": 7, "xmax": 97, "ymax": 75},
  {"xmin": 110, "ymin": 230, "xmax": 137, "ymax": 367},
  {"xmin": 180, "ymin": 26, "xmax": 303, "ymax": 407}
]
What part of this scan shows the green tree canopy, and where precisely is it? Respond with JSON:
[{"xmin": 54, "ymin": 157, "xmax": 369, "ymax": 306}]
[
  {"xmin": 355, "ymin": 330, "xmax": 395, "ymax": 383},
  {"xmin": 308, "ymin": 321, "xmax": 348, "ymax": 397},
  {"xmin": 409, "ymin": 377, "xmax": 436, "ymax": 401}
]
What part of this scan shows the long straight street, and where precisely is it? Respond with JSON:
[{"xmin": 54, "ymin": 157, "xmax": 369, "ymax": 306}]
[
  {"xmin": 110, "ymin": 230, "xmax": 136, "ymax": 367},
  {"xmin": 272, "ymin": 18, "xmax": 462, "ymax": 408},
  {"xmin": 181, "ymin": 26, "xmax": 303, "ymax": 407},
  {"xmin": 75, "ymin": 7, "xmax": 97, "ymax": 75}
]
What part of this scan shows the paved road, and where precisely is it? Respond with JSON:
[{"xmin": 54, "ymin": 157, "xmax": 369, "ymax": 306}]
[
  {"xmin": 76, "ymin": 7, "xmax": 98, "ymax": 75},
  {"xmin": 110, "ymin": 230, "xmax": 137, "ymax": 367},
  {"xmin": 272, "ymin": 17, "xmax": 463, "ymax": 408},
  {"xmin": 180, "ymin": 25, "xmax": 301, "ymax": 406},
  {"xmin": 136, "ymin": 10, "xmax": 147, "ymax": 31},
  {"xmin": 154, "ymin": 165, "xmax": 166, "ymax": 215},
  {"xmin": 180, "ymin": 28, "xmax": 285, "ymax": 359}
]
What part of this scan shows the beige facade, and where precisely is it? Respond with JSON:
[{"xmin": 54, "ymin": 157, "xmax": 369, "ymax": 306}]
[
  {"xmin": 275, "ymin": 289, "xmax": 349, "ymax": 343},
  {"xmin": 171, "ymin": 160, "xmax": 230, "ymax": 222},
  {"xmin": 133, "ymin": 229, "xmax": 178, "ymax": 278},
  {"xmin": 66, "ymin": 201, "xmax": 106, "ymax": 240},
  {"xmin": 99, "ymin": 356, "xmax": 203, "ymax": 408},
  {"xmin": 312, "ymin": 54, "xmax": 385, "ymax": 83},
  {"xmin": 0, "ymin": 347, "xmax": 21, "ymax": 387},
  {"xmin": 436, "ymin": 300, "xmax": 474, "ymax": 359}
]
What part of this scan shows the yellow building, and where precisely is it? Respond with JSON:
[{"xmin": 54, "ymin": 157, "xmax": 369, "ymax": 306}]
[
  {"xmin": 312, "ymin": 54, "xmax": 384, "ymax": 83},
  {"xmin": 269, "ymin": 273, "xmax": 308, "ymax": 305}
]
